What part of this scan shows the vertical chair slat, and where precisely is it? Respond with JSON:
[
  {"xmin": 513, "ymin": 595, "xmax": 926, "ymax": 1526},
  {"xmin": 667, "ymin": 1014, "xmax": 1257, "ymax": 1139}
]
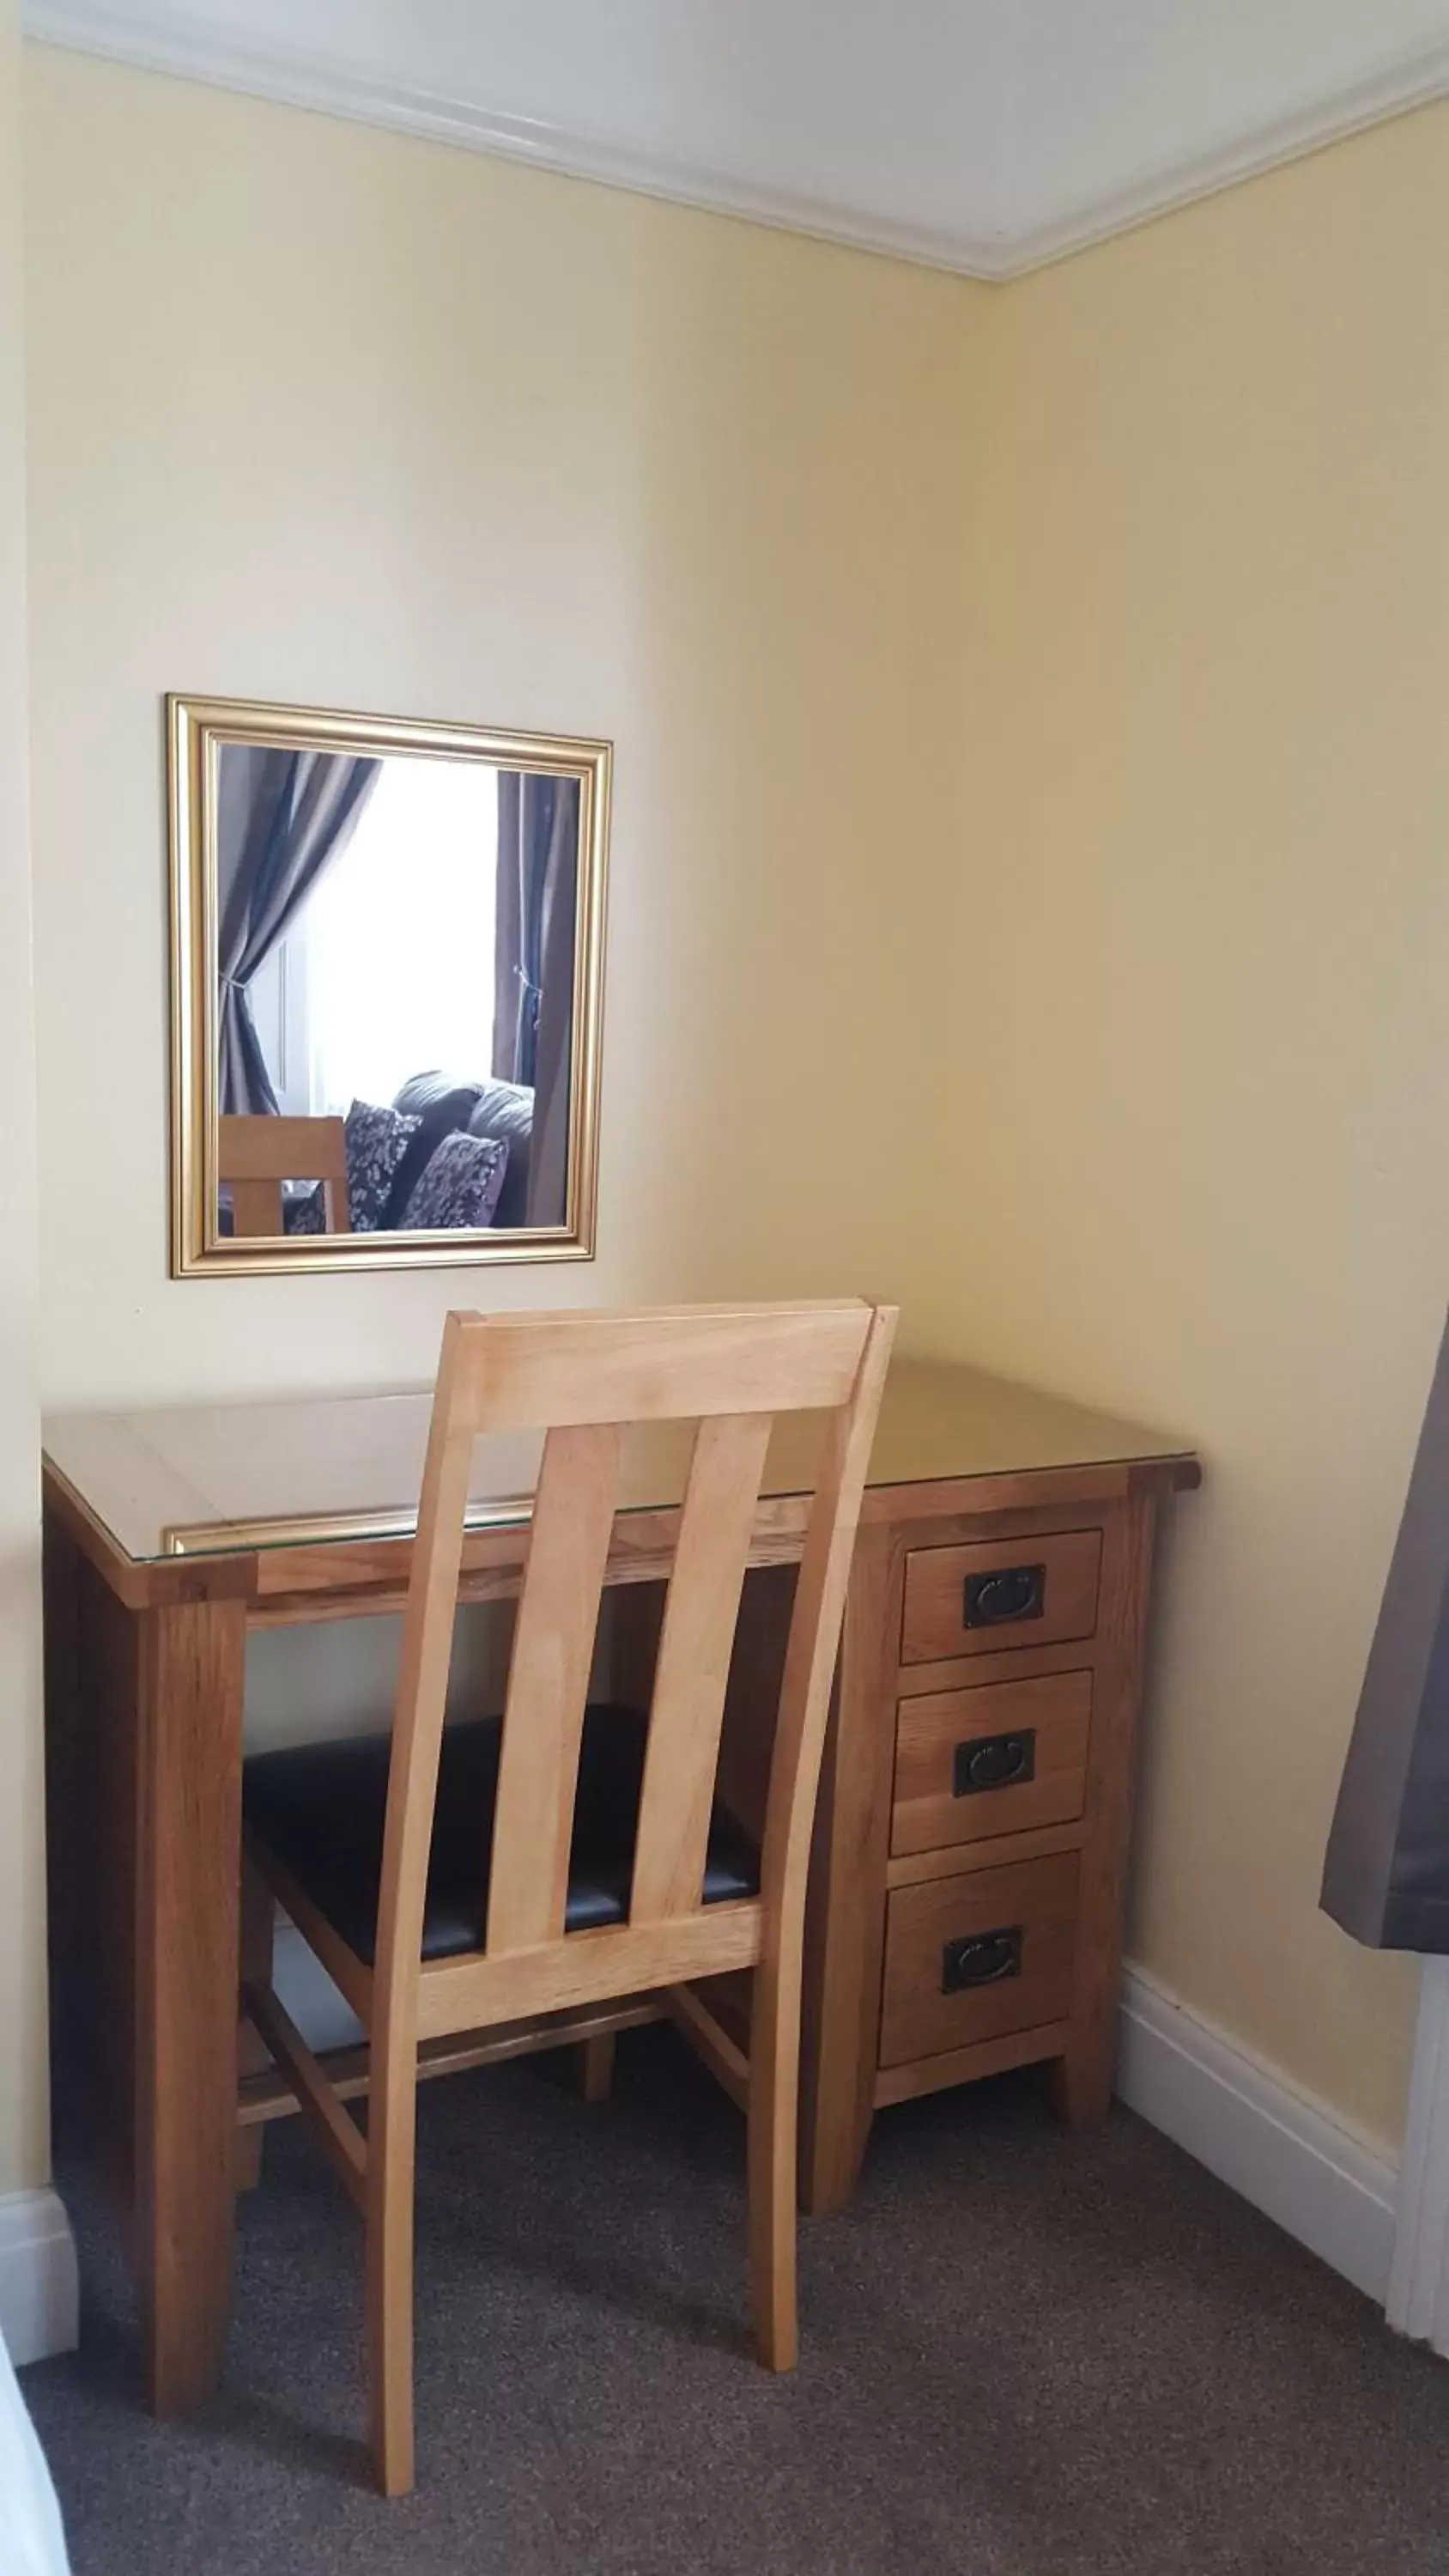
[
  {"xmin": 485, "ymin": 1420, "xmax": 623, "ymax": 1955},
  {"xmin": 630, "ymin": 1411, "xmax": 773, "ymax": 1923},
  {"xmin": 229, "ymin": 1177, "xmax": 283, "ymax": 1237}
]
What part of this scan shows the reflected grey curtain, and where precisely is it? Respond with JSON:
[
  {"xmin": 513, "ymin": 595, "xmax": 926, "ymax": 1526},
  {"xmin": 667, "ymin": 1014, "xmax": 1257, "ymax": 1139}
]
[
  {"xmin": 493, "ymin": 771, "xmax": 579, "ymax": 1224},
  {"xmin": 1323, "ymin": 1309, "xmax": 1449, "ymax": 1949},
  {"xmin": 217, "ymin": 746, "xmax": 379, "ymax": 1115}
]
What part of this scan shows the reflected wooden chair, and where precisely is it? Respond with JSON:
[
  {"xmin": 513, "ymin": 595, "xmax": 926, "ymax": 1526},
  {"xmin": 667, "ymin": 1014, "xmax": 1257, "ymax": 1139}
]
[
  {"xmin": 218, "ymin": 1113, "xmax": 350, "ymax": 1236},
  {"xmin": 240, "ymin": 1297, "xmax": 896, "ymax": 2495}
]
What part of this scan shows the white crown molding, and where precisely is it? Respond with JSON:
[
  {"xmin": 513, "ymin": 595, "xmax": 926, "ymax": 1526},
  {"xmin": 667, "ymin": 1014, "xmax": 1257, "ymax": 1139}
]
[
  {"xmin": 18, "ymin": 0, "xmax": 1016, "ymax": 279},
  {"xmin": 1003, "ymin": 33, "xmax": 1449, "ymax": 275},
  {"xmin": 21, "ymin": 3, "xmax": 1449, "ymax": 278}
]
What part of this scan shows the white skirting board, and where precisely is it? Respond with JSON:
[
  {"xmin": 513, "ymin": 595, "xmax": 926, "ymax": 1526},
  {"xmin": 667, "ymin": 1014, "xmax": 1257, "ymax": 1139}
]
[
  {"xmin": 0, "ymin": 2191, "xmax": 77, "ymax": 2368},
  {"xmin": 1117, "ymin": 1965, "xmax": 1398, "ymax": 2306}
]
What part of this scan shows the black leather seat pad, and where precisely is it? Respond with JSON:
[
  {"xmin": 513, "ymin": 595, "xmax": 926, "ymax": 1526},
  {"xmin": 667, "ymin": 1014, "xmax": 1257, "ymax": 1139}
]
[{"xmin": 243, "ymin": 1703, "xmax": 760, "ymax": 1965}]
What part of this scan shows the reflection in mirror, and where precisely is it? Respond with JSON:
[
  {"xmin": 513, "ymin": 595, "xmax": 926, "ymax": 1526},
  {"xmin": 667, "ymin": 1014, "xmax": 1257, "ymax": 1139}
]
[
  {"xmin": 215, "ymin": 745, "xmax": 577, "ymax": 1238},
  {"xmin": 168, "ymin": 702, "xmax": 609, "ymax": 1275}
]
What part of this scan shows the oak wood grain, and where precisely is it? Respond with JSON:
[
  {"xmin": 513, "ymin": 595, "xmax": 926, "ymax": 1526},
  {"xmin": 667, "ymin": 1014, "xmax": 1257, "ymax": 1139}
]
[
  {"xmin": 135, "ymin": 1595, "xmax": 247, "ymax": 2415},
  {"xmin": 874, "ymin": 2016, "xmax": 1075, "ymax": 2106},
  {"xmin": 238, "ymin": 2000, "xmax": 664, "ymax": 2126},
  {"xmin": 244, "ymin": 1979, "xmax": 367, "ymax": 2209},
  {"xmin": 886, "ymin": 1814, "xmax": 1085, "ymax": 1886},
  {"xmin": 486, "ymin": 1423, "xmax": 622, "ymax": 1953},
  {"xmin": 891, "ymin": 1668, "xmax": 1092, "ymax": 1857},
  {"xmin": 879, "ymin": 1851, "xmax": 1080, "ymax": 2068},
  {"xmin": 631, "ymin": 1413, "xmax": 773, "ymax": 1921},
  {"xmin": 900, "ymin": 1528, "xmax": 1103, "ymax": 1667},
  {"xmin": 666, "ymin": 1982, "xmax": 751, "ymax": 2113}
]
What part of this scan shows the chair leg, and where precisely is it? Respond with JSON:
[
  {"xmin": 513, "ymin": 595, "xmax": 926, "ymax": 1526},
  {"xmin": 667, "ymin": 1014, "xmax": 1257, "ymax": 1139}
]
[
  {"xmin": 366, "ymin": 2040, "xmax": 420, "ymax": 2498},
  {"xmin": 578, "ymin": 2031, "xmax": 615, "ymax": 2104},
  {"xmin": 746, "ymin": 1959, "xmax": 799, "ymax": 2372}
]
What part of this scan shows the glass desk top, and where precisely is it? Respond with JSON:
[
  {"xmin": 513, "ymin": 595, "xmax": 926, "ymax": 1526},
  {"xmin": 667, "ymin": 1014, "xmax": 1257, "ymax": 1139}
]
[{"xmin": 43, "ymin": 1359, "xmax": 1197, "ymax": 1566}]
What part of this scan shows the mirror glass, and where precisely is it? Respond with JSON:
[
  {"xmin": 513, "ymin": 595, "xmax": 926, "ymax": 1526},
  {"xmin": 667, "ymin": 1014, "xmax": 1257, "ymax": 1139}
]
[{"xmin": 168, "ymin": 702, "xmax": 609, "ymax": 1275}]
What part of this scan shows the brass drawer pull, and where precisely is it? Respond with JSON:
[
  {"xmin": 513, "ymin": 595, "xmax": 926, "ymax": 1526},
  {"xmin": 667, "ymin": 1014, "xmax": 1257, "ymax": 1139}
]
[
  {"xmin": 963, "ymin": 1563, "xmax": 1045, "ymax": 1629},
  {"xmin": 941, "ymin": 1926, "xmax": 1023, "ymax": 1993},
  {"xmin": 953, "ymin": 1728, "xmax": 1037, "ymax": 1796}
]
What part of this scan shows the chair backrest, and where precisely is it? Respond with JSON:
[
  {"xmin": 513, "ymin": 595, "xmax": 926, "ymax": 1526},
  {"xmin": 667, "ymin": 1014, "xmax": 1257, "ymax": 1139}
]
[
  {"xmin": 373, "ymin": 1300, "xmax": 897, "ymax": 2024},
  {"xmin": 219, "ymin": 1114, "xmax": 351, "ymax": 1236}
]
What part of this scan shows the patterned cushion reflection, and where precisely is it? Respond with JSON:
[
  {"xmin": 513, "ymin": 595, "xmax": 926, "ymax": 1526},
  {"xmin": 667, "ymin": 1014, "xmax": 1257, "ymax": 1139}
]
[
  {"xmin": 283, "ymin": 1185, "xmax": 327, "ymax": 1235},
  {"xmin": 398, "ymin": 1130, "xmax": 510, "ymax": 1231},
  {"xmin": 343, "ymin": 1100, "xmax": 421, "ymax": 1230}
]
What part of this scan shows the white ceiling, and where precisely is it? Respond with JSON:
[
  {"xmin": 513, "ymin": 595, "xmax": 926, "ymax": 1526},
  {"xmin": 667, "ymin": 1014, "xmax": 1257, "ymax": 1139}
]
[{"xmin": 24, "ymin": 0, "xmax": 1449, "ymax": 275}]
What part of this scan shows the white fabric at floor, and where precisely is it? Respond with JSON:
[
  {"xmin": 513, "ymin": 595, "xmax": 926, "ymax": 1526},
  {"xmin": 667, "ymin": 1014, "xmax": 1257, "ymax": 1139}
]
[{"xmin": 0, "ymin": 2328, "xmax": 70, "ymax": 2575}]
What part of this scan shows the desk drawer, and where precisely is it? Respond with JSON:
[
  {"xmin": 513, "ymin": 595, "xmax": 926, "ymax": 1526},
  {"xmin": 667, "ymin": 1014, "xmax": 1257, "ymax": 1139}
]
[
  {"xmin": 879, "ymin": 1853, "xmax": 1079, "ymax": 2067},
  {"xmin": 900, "ymin": 1529, "xmax": 1101, "ymax": 1666},
  {"xmin": 891, "ymin": 1669, "xmax": 1092, "ymax": 1857}
]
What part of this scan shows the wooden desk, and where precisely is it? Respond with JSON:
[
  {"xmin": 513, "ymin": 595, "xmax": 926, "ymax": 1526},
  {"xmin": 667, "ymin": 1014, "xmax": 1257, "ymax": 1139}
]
[{"xmin": 42, "ymin": 1360, "xmax": 1197, "ymax": 2415}]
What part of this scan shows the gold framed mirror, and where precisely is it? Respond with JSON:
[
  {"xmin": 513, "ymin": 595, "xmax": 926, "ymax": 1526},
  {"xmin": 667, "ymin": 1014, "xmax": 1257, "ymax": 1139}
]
[{"xmin": 167, "ymin": 695, "xmax": 610, "ymax": 1277}]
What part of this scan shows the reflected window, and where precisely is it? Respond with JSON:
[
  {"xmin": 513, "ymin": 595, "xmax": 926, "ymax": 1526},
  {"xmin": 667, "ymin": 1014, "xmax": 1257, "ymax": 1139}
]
[{"xmin": 252, "ymin": 759, "xmax": 499, "ymax": 1117}]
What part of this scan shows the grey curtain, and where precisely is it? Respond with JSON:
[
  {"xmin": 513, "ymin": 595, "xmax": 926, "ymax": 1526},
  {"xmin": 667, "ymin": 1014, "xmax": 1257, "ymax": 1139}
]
[
  {"xmin": 216, "ymin": 746, "xmax": 380, "ymax": 1115},
  {"xmin": 1323, "ymin": 1308, "xmax": 1449, "ymax": 1949},
  {"xmin": 493, "ymin": 771, "xmax": 579, "ymax": 1225}
]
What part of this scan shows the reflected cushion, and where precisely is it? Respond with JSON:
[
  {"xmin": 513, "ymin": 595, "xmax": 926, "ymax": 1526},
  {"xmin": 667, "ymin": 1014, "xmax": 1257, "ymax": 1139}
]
[
  {"xmin": 283, "ymin": 1186, "xmax": 326, "ymax": 1236},
  {"xmin": 344, "ymin": 1099, "xmax": 421, "ymax": 1230},
  {"xmin": 386, "ymin": 1071, "xmax": 536, "ymax": 1229},
  {"xmin": 384, "ymin": 1077, "xmax": 485, "ymax": 1227},
  {"xmin": 243, "ymin": 1704, "xmax": 760, "ymax": 1963},
  {"xmin": 398, "ymin": 1129, "xmax": 509, "ymax": 1231},
  {"xmin": 284, "ymin": 1099, "xmax": 422, "ymax": 1234}
]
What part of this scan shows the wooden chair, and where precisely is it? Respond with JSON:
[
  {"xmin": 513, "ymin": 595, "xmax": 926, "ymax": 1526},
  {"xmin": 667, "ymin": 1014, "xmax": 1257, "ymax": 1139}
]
[
  {"xmin": 240, "ymin": 1297, "xmax": 896, "ymax": 2495},
  {"xmin": 218, "ymin": 1113, "xmax": 350, "ymax": 1236}
]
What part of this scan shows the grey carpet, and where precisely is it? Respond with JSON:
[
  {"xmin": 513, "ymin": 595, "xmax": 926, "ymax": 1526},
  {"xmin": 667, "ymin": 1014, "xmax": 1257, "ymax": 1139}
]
[{"xmin": 23, "ymin": 2026, "xmax": 1449, "ymax": 2575}]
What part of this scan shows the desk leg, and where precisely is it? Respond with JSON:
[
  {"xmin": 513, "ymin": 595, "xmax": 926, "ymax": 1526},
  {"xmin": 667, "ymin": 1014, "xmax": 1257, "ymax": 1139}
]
[
  {"xmin": 136, "ymin": 1598, "xmax": 247, "ymax": 2415},
  {"xmin": 1042, "ymin": 1494, "xmax": 1157, "ymax": 2130}
]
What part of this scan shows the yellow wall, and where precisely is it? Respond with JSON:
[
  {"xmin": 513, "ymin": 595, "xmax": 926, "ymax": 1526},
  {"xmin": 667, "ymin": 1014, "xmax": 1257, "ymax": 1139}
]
[
  {"xmin": 0, "ymin": 0, "xmax": 48, "ymax": 2205},
  {"xmin": 22, "ymin": 49, "xmax": 981, "ymax": 1413},
  {"xmin": 906, "ymin": 104, "xmax": 1449, "ymax": 2151},
  {"xmin": 19, "ymin": 47, "xmax": 1449, "ymax": 2168}
]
